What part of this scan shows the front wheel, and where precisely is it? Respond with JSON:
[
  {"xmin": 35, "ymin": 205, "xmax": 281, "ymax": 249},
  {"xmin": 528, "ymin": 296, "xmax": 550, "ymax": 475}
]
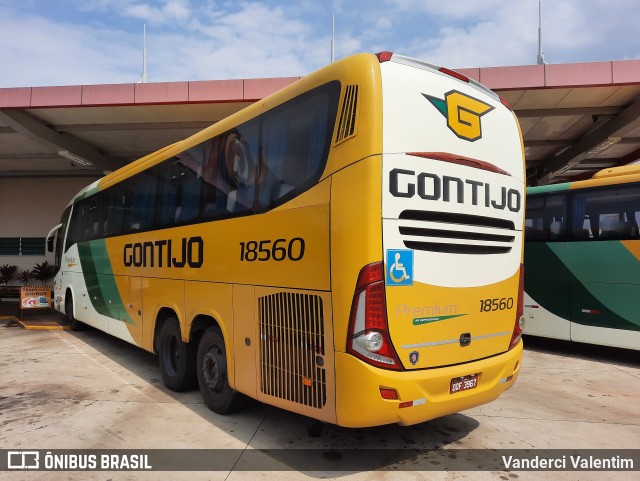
[
  {"xmin": 197, "ymin": 327, "xmax": 246, "ymax": 414},
  {"xmin": 65, "ymin": 294, "xmax": 84, "ymax": 331}
]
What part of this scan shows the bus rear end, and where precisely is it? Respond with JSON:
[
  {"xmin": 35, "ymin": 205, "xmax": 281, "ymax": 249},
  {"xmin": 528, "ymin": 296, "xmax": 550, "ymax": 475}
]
[{"xmin": 335, "ymin": 53, "xmax": 525, "ymax": 427}]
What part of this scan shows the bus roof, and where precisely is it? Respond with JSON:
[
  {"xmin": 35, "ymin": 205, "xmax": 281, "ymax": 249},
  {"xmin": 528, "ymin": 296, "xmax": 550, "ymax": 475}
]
[{"xmin": 528, "ymin": 163, "xmax": 640, "ymax": 195}]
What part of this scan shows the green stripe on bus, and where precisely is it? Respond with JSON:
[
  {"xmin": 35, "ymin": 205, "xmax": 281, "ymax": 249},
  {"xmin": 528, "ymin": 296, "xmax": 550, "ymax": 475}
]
[
  {"xmin": 75, "ymin": 185, "xmax": 100, "ymax": 202},
  {"xmin": 78, "ymin": 240, "xmax": 135, "ymax": 325},
  {"xmin": 525, "ymin": 242, "xmax": 640, "ymax": 331},
  {"xmin": 527, "ymin": 182, "xmax": 572, "ymax": 195}
]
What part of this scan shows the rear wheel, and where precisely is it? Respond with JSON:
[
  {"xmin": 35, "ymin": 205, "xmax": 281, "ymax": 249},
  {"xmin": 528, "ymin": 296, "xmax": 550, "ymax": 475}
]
[
  {"xmin": 197, "ymin": 327, "xmax": 245, "ymax": 414},
  {"xmin": 158, "ymin": 318, "xmax": 197, "ymax": 391},
  {"xmin": 65, "ymin": 294, "xmax": 84, "ymax": 331}
]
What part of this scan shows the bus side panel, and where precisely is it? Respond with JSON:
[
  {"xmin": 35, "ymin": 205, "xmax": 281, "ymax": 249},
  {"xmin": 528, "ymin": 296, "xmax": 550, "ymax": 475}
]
[
  {"xmin": 232, "ymin": 285, "xmax": 256, "ymax": 397},
  {"xmin": 330, "ymin": 155, "xmax": 383, "ymax": 353},
  {"xmin": 524, "ymin": 289, "xmax": 571, "ymax": 340},
  {"xmin": 566, "ymin": 240, "xmax": 640, "ymax": 349},
  {"xmin": 67, "ymin": 271, "xmax": 109, "ymax": 333},
  {"xmin": 59, "ymin": 243, "xmax": 111, "ymax": 334},
  {"xmin": 254, "ymin": 287, "xmax": 336, "ymax": 424},
  {"xmin": 184, "ymin": 282, "xmax": 236, "ymax": 388},
  {"xmin": 523, "ymin": 242, "xmax": 571, "ymax": 340},
  {"xmin": 141, "ymin": 278, "xmax": 185, "ymax": 352}
]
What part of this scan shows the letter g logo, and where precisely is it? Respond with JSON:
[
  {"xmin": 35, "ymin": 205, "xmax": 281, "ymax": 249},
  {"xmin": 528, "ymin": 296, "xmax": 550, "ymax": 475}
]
[{"xmin": 425, "ymin": 90, "xmax": 494, "ymax": 142}]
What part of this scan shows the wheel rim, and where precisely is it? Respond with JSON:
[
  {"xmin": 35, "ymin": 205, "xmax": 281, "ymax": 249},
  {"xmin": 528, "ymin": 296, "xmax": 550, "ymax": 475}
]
[{"xmin": 202, "ymin": 344, "xmax": 226, "ymax": 395}]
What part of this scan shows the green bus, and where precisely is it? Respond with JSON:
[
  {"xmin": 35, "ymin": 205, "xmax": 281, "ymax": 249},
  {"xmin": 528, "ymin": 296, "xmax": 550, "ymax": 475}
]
[{"xmin": 524, "ymin": 164, "xmax": 640, "ymax": 350}]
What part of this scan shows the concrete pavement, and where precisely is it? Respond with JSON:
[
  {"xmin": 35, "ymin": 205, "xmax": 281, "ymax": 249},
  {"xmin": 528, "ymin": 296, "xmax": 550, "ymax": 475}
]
[{"xmin": 0, "ymin": 314, "xmax": 638, "ymax": 480}]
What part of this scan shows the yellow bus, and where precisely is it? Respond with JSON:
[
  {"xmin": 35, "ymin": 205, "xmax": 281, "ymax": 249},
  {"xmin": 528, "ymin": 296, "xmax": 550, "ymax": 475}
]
[{"xmin": 47, "ymin": 52, "xmax": 526, "ymax": 427}]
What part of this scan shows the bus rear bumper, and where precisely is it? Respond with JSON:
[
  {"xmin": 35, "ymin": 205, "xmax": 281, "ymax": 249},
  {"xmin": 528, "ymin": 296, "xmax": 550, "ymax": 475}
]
[{"xmin": 334, "ymin": 341, "xmax": 522, "ymax": 427}]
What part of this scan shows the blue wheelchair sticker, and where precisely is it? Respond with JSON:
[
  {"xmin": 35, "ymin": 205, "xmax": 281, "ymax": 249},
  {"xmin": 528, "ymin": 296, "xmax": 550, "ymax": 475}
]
[{"xmin": 386, "ymin": 249, "xmax": 414, "ymax": 286}]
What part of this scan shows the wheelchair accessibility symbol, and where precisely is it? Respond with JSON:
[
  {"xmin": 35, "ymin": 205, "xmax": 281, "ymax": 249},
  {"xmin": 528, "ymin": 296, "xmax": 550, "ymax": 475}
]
[{"xmin": 386, "ymin": 249, "xmax": 414, "ymax": 286}]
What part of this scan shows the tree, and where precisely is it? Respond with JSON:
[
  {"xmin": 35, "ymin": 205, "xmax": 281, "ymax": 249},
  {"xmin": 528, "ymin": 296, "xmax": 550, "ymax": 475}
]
[
  {"xmin": 31, "ymin": 261, "xmax": 56, "ymax": 285},
  {"xmin": 16, "ymin": 270, "xmax": 32, "ymax": 286},
  {"xmin": 0, "ymin": 264, "xmax": 17, "ymax": 285}
]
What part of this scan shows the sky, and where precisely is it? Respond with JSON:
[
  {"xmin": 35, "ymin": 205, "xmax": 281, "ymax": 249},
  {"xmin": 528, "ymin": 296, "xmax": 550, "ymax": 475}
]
[{"xmin": 0, "ymin": 0, "xmax": 639, "ymax": 88}]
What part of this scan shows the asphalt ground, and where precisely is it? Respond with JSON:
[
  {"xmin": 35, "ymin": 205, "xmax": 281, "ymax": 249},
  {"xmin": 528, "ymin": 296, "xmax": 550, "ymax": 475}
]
[{"xmin": 0, "ymin": 311, "xmax": 638, "ymax": 481}]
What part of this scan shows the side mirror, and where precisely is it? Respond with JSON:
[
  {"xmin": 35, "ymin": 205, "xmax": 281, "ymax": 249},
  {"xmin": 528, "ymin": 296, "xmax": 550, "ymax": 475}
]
[{"xmin": 47, "ymin": 236, "xmax": 54, "ymax": 253}]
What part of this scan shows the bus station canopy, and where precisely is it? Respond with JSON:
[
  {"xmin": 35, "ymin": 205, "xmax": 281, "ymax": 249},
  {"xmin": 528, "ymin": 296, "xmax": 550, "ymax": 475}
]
[{"xmin": 1, "ymin": 59, "xmax": 639, "ymax": 186}]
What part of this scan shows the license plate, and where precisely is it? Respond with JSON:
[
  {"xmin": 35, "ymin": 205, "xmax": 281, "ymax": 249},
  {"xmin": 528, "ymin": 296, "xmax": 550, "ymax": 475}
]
[{"xmin": 450, "ymin": 374, "xmax": 479, "ymax": 394}]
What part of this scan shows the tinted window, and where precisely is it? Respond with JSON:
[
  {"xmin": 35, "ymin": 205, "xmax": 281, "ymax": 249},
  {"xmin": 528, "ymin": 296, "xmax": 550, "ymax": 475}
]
[
  {"xmin": 56, "ymin": 207, "xmax": 71, "ymax": 265},
  {"xmin": 572, "ymin": 184, "xmax": 640, "ymax": 240},
  {"xmin": 258, "ymin": 81, "xmax": 340, "ymax": 210},
  {"xmin": 66, "ymin": 81, "xmax": 340, "ymax": 238},
  {"xmin": 104, "ymin": 188, "xmax": 128, "ymax": 237},
  {"xmin": 66, "ymin": 202, "xmax": 86, "ymax": 250},
  {"xmin": 128, "ymin": 172, "xmax": 157, "ymax": 231},
  {"xmin": 84, "ymin": 196, "xmax": 104, "ymax": 240},
  {"xmin": 525, "ymin": 194, "xmax": 567, "ymax": 241},
  {"xmin": 201, "ymin": 119, "xmax": 261, "ymax": 218}
]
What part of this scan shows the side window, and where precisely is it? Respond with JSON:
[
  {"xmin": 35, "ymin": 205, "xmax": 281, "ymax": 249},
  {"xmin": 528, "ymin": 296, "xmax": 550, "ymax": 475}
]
[
  {"xmin": 56, "ymin": 206, "xmax": 71, "ymax": 265},
  {"xmin": 84, "ymin": 196, "xmax": 105, "ymax": 240},
  {"xmin": 128, "ymin": 173, "xmax": 157, "ymax": 232},
  {"xmin": 572, "ymin": 185, "xmax": 640, "ymax": 240},
  {"xmin": 104, "ymin": 187, "xmax": 128, "ymax": 237},
  {"xmin": 66, "ymin": 202, "xmax": 86, "ymax": 251},
  {"xmin": 172, "ymin": 145, "xmax": 206, "ymax": 224},
  {"xmin": 157, "ymin": 161, "xmax": 178, "ymax": 227},
  {"xmin": 258, "ymin": 81, "xmax": 340, "ymax": 210},
  {"xmin": 218, "ymin": 120, "xmax": 261, "ymax": 214},
  {"xmin": 201, "ymin": 134, "xmax": 234, "ymax": 219},
  {"xmin": 525, "ymin": 194, "xmax": 567, "ymax": 241}
]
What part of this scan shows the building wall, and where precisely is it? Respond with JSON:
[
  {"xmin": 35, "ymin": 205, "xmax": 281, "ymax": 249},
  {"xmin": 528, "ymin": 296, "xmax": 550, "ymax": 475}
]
[{"xmin": 0, "ymin": 176, "xmax": 100, "ymax": 282}]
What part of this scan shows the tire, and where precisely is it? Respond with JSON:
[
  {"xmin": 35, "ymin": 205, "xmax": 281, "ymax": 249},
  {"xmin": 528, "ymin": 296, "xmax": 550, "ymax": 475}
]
[
  {"xmin": 197, "ymin": 327, "xmax": 246, "ymax": 414},
  {"xmin": 158, "ymin": 318, "xmax": 197, "ymax": 391},
  {"xmin": 65, "ymin": 294, "xmax": 84, "ymax": 331}
]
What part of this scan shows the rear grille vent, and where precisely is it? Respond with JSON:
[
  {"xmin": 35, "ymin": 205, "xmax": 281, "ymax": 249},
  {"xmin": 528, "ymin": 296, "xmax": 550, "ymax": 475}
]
[
  {"xmin": 398, "ymin": 209, "xmax": 516, "ymax": 255},
  {"xmin": 259, "ymin": 292, "xmax": 326, "ymax": 409},
  {"xmin": 334, "ymin": 84, "xmax": 359, "ymax": 145}
]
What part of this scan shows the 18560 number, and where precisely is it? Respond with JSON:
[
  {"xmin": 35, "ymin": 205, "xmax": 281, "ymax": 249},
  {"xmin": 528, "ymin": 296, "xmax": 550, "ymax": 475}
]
[
  {"xmin": 239, "ymin": 238, "xmax": 305, "ymax": 262},
  {"xmin": 479, "ymin": 297, "xmax": 514, "ymax": 312}
]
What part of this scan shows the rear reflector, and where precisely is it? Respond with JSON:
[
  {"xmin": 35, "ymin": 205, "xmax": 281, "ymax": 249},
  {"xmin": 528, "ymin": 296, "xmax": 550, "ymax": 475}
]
[{"xmin": 379, "ymin": 387, "xmax": 399, "ymax": 400}]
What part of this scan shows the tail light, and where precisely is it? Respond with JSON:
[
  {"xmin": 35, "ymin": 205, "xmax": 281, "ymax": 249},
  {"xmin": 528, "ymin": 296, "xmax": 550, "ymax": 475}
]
[
  {"xmin": 376, "ymin": 51, "xmax": 393, "ymax": 63},
  {"xmin": 347, "ymin": 262, "xmax": 402, "ymax": 370},
  {"xmin": 406, "ymin": 152, "xmax": 510, "ymax": 176},
  {"xmin": 438, "ymin": 67, "xmax": 469, "ymax": 83},
  {"xmin": 509, "ymin": 264, "xmax": 525, "ymax": 349}
]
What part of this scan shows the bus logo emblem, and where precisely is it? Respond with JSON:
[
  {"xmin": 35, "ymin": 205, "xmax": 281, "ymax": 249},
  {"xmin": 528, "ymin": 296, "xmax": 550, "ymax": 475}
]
[
  {"xmin": 424, "ymin": 90, "xmax": 494, "ymax": 142},
  {"xmin": 409, "ymin": 351, "xmax": 419, "ymax": 365},
  {"xmin": 386, "ymin": 249, "xmax": 413, "ymax": 286}
]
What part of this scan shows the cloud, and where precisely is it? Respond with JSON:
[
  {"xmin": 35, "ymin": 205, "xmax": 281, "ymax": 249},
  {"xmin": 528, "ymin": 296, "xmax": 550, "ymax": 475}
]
[
  {"xmin": 387, "ymin": 0, "xmax": 640, "ymax": 67},
  {"xmin": 123, "ymin": 0, "xmax": 192, "ymax": 25},
  {"xmin": 0, "ymin": 6, "xmax": 141, "ymax": 87},
  {"xmin": 0, "ymin": 0, "xmax": 638, "ymax": 88}
]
